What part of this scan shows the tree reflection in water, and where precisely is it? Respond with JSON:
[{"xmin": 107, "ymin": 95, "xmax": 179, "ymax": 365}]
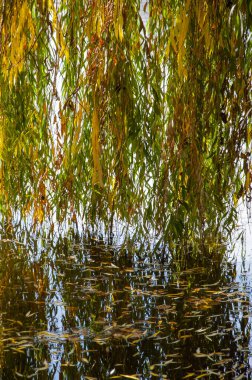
[{"xmin": 0, "ymin": 228, "xmax": 251, "ymax": 379}]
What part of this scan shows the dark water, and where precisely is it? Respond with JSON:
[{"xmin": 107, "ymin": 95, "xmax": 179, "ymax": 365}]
[{"xmin": 0, "ymin": 226, "xmax": 252, "ymax": 379}]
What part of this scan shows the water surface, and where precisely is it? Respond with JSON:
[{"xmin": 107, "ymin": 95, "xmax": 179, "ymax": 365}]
[{"xmin": 0, "ymin": 223, "xmax": 252, "ymax": 379}]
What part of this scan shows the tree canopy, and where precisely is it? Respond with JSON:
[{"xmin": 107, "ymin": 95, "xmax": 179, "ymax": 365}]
[{"xmin": 0, "ymin": 0, "xmax": 251, "ymax": 253}]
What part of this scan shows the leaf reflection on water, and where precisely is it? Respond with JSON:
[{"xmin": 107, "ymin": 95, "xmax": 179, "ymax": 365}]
[{"xmin": 0, "ymin": 234, "xmax": 251, "ymax": 379}]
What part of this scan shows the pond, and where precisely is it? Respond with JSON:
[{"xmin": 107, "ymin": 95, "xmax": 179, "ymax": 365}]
[{"xmin": 0, "ymin": 216, "xmax": 252, "ymax": 379}]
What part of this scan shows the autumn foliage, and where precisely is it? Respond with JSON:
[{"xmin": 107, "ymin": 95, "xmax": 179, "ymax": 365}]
[{"xmin": 0, "ymin": 1, "xmax": 251, "ymax": 251}]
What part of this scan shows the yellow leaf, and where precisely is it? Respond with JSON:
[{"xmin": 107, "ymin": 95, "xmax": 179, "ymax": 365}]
[
  {"xmin": 118, "ymin": 14, "xmax": 124, "ymax": 41},
  {"xmin": 64, "ymin": 47, "xmax": 70, "ymax": 63},
  {"xmin": 169, "ymin": 29, "xmax": 177, "ymax": 53},
  {"xmin": 92, "ymin": 106, "xmax": 103, "ymax": 188},
  {"xmin": 245, "ymin": 171, "xmax": 251, "ymax": 192},
  {"xmin": 165, "ymin": 40, "xmax": 171, "ymax": 58},
  {"xmin": 114, "ymin": 20, "xmax": 119, "ymax": 39},
  {"xmin": 196, "ymin": 374, "xmax": 209, "ymax": 379},
  {"xmin": 182, "ymin": 374, "xmax": 195, "ymax": 379},
  {"xmin": 0, "ymin": 123, "xmax": 4, "ymax": 160},
  {"xmin": 247, "ymin": 125, "xmax": 252, "ymax": 145},
  {"xmin": 233, "ymin": 193, "xmax": 238, "ymax": 207},
  {"xmin": 96, "ymin": 16, "xmax": 102, "ymax": 37}
]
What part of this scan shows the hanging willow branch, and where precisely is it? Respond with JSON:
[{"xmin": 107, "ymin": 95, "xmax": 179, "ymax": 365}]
[{"xmin": 0, "ymin": 0, "xmax": 251, "ymax": 252}]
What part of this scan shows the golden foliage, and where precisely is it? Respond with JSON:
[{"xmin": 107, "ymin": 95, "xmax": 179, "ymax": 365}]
[{"xmin": 91, "ymin": 105, "xmax": 103, "ymax": 188}]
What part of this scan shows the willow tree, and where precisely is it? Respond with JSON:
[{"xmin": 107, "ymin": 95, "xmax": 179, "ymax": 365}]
[{"xmin": 0, "ymin": 0, "xmax": 251, "ymax": 255}]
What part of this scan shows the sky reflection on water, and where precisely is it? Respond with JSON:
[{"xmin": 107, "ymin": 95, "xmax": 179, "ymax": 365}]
[{"xmin": 0, "ymin": 213, "xmax": 252, "ymax": 379}]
